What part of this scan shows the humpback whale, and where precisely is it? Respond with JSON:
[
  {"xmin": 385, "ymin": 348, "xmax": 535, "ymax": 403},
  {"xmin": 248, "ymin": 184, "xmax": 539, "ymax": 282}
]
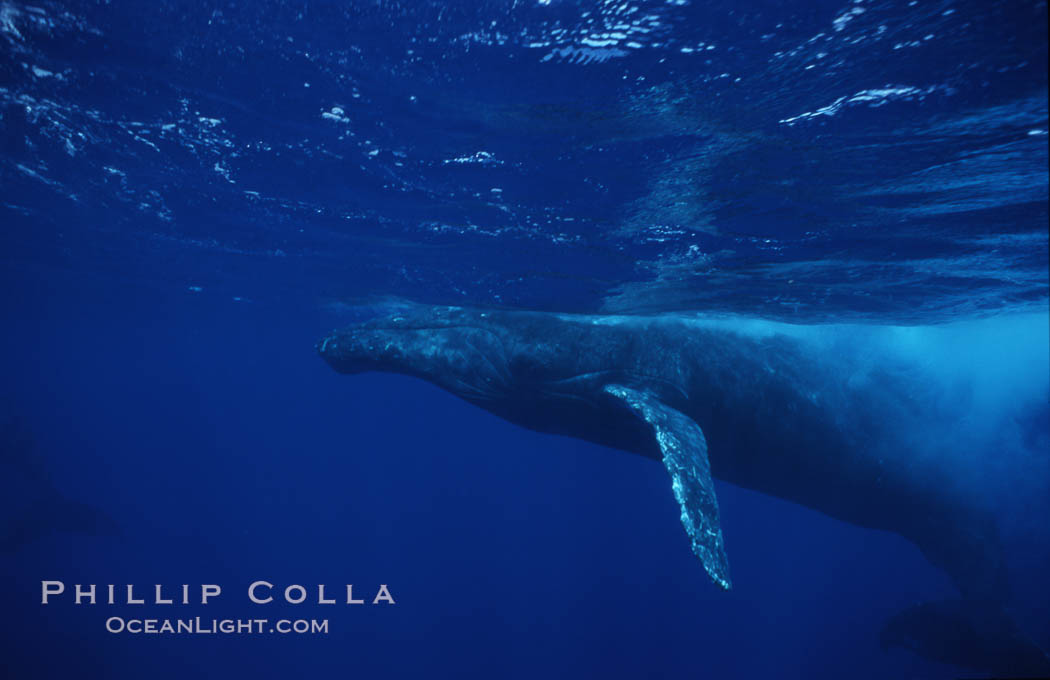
[
  {"xmin": 1, "ymin": 418, "xmax": 117, "ymax": 553},
  {"xmin": 317, "ymin": 304, "xmax": 1049, "ymax": 675}
]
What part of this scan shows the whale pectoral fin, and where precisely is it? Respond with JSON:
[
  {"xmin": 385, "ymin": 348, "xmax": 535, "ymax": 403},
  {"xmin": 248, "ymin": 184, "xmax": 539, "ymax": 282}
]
[{"xmin": 605, "ymin": 384, "xmax": 731, "ymax": 590}]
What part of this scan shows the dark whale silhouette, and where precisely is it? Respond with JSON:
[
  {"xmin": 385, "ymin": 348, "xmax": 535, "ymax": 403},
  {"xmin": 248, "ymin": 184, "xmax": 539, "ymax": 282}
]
[
  {"xmin": 881, "ymin": 600, "xmax": 1050, "ymax": 677},
  {"xmin": 1, "ymin": 418, "xmax": 117, "ymax": 553},
  {"xmin": 318, "ymin": 304, "xmax": 1049, "ymax": 675}
]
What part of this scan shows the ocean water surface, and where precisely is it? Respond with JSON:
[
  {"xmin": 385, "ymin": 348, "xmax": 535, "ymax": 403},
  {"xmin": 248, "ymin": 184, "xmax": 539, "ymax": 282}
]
[{"xmin": 1, "ymin": 1, "xmax": 1047, "ymax": 678}]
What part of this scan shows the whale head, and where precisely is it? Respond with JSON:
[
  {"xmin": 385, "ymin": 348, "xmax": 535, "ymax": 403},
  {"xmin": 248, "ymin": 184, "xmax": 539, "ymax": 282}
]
[
  {"xmin": 317, "ymin": 305, "xmax": 660, "ymax": 456},
  {"xmin": 317, "ymin": 306, "xmax": 518, "ymax": 402}
]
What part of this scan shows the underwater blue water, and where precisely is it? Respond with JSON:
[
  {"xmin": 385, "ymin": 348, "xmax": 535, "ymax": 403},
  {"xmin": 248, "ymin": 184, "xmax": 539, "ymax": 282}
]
[{"xmin": 0, "ymin": 1, "xmax": 1047, "ymax": 678}]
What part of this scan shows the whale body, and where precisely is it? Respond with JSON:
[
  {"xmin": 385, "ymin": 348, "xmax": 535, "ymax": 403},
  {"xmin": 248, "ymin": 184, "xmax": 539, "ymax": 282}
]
[{"xmin": 317, "ymin": 304, "xmax": 1049, "ymax": 674}]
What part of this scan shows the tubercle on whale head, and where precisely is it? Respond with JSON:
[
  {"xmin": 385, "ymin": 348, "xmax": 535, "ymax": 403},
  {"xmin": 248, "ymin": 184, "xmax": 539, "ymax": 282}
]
[{"xmin": 317, "ymin": 325, "xmax": 422, "ymax": 376}]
